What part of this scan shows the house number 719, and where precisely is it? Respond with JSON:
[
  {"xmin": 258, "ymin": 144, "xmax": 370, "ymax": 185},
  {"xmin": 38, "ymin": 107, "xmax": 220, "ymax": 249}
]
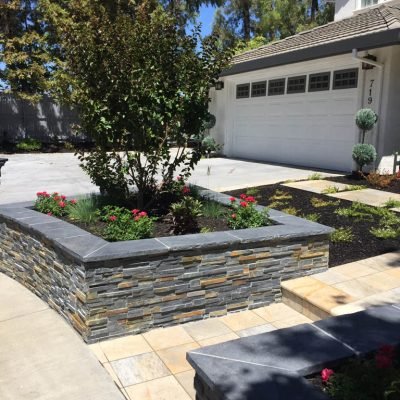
[{"xmin": 368, "ymin": 79, "xmax": 374, "ymax": 105}]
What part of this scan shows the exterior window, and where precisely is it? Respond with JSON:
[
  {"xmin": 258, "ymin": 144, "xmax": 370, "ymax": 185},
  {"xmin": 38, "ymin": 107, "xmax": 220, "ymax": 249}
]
[
  {"xmin": 287, "ymin": 76, "xmax": 306, "ymax": 94},
  {"xmin": 309, "ymin": 72, "xmax": 331, "ymax": 92},
  {"xmin": 251, "ymin": 81, "xmax": 267, "ymax": 97},
  {"xmin": 361, "ymin": 0, "xmax": 378, "ymax": 7},
  {"xmin": 268, "ymin": 78, "xmax": 285, "ymax": 96},
  {"xmin": 236, "ymin": 84, "xmax": 250, "ymax": 99},
  {"xmin": 333, "ymin": 69, "xmax": 358, "ymax": 89}
]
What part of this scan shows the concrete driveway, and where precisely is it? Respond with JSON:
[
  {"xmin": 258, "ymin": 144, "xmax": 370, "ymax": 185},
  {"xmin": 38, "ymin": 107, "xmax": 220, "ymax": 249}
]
[{"xmin": 0, "ymin": 153, "xmax": 339, "ymax": 205}]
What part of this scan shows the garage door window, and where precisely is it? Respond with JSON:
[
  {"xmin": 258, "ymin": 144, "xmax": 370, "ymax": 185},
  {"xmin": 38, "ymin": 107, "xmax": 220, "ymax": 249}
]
[
  {"xmin": 287, "ymin": 76, "xmax": 306, "ymax": 94},
  {"xmin": 268, "ymin": 79, "xmax": 285, "ymax": 96},
  {"xmin": 309, "ymin": 72, "xmax": 331, "ymax": 92},
  {"xmin": 236, "ymin": 84, "xmax": 250, "ymax": 99},
  {"xmin": 251, "ymin": 81, "xmax": 267, "ymax": 97},
  {"xmin": 333, "ymin": 69, "xmax": 358, "ymax": 89}
]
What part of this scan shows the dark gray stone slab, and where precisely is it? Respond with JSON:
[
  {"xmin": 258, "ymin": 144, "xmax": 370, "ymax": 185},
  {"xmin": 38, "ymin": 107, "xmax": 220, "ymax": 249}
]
[
  {"xmin": 84, "ymin": 239, "xmax": 169, "ymax": 263},
  {"xmin": 314, "ymin": 305, "xmax": 400, "ymax": 354},
  {"xmin": 157, "ymin": 231, "xmax": 241, "ymax": 252},
  {"xmin": 188, "ymin": 353, "xmax": 329, "ymax": 400},
  {"xmin": 33, "ymin": 221, "xmax": 90, "ymax": 240},
  {"xmin": 190, "ymin": 323, "xmax": 353, "ymax": 375}
]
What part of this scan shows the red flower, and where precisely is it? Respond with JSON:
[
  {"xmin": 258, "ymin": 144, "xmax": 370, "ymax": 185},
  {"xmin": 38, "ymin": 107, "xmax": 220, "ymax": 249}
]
[
  {"xmin": 131, "ymin": 209, "xmax": 140, "ymax": 215},
  {"xmin": 321, "ymin": 368, "xmax": 334, "ymax": 383},
  {"xmin": 229, "ymin": 197, "xmax": 236, "ymax": 202},
  {"xmin": 53, "ymin": 192, "xmax": 58, "ymax": 195},
  {"xmin": 240, "ymin": 201, "xmax": 248, "ymax": 208},
  {"xmin": 61, "ymin": 195, "xmax": 66, "ymax": 200},
  {"xmin": 58, "ymin": 201, "xmax": 66, "ymax": 208},
  {"xmin": 240, "ymin": 194, "xmax": 247, "ymax": 200},
  {"xmin": 54, "ymin": 196, "xmax": 60, "ymax": 201},
  {"xmin": 70, "ymin": 199, "xmax": 77, "ymax": 205},
  {"xmin": 375, "ymin": 345, "xmax": 396, "ymax": 369},
  {"xmin": 182, "ymin": 186, "xmax": 191, "ymax": 195},
  {"xmin": 108, "ymin": 215, "xmax": 117, "ymax": 222},
  {"xmin": 138, "ymin": 211, "xmax": 147, "ymax": 217},
  {"xmin": 36, "ymin": 191, "xmax": 44, "ymax": 196},
  {"xmin": 231, "ymin": 213, "xmax": 237, "ymax": 219},
  {"xmin": 246, "ymin": 196, "xmax": 255, "ymax": 203},
  {"xmin": 47, "ymin": 212, "xmax": 53, "ymax": 216}
]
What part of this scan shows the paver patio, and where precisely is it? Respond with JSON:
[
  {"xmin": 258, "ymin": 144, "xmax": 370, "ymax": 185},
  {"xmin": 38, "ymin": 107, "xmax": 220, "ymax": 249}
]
[
  {"xmin": 89, "ymin": 303, "xmax": 312, "ymax": 400},
  {"xmin": 282, "ymin": 179, "xmax": 352, "ymax": 193}
]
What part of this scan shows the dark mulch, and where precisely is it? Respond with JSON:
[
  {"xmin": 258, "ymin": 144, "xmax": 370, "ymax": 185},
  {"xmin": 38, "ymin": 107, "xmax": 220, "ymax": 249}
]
[
  {"xmin": 325, "ymin": 174, "xmax": 400, "ymax": 194},
  {"xmin": 226, "ymin": 184, "xmax": 399, "ymax": 267}
]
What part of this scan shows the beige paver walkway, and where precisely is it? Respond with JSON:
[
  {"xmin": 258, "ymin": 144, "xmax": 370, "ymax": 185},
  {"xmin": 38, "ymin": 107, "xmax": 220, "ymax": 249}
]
[
  {"xmin": 282, "ymin": 251, "xmax": 400, "ymax": 320},
  {"xmin": 0, "ymin": 273, "xmax": 125, "ymax": 400},
  {"xmin": 283, "ymin": 179, "xmax": 353, "ymax": 194},
  {"xmin": 88, "ymin": 304, "xmax": 312, "ymax": 400}
]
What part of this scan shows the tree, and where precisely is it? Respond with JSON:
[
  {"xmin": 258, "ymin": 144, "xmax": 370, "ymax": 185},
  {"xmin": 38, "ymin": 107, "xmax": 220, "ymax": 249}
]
[{"xmin": 43, "ymin": 0, "xmax": 231, "ymax": 207}]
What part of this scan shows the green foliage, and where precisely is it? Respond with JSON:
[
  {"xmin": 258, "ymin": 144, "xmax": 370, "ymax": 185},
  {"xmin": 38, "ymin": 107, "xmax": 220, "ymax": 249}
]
[
  {"xmin": 245, "ymin": 187, "xmax": 260, "ymax": 197},
  {"xmin": 344, "ymin": 184, "xmax": 367, "ymax": 191},
  {"xmin": 203, "ymin": 113, "xmax": 216, "ymax": 130},
  {"xmin": 269, "ymin": 190, "xmax": 292, "ymax": 201},
  {"xmin": 99, "ymin": 206, "xmax": 154, "ymax": 241},
  {"xmin": 330, "ymin": 227, "xmax": 354, "ymax": 243},
  {"xmin": 310, "ymin": 197, "xmax": 340, "ymax": 208},
  {"xmin": 202, "ymin": 200, "xmax": 226, "ymax": 218},
  {"xmin": 43, "ymin": 0, "xmax": 232, "ymax": 207},
  {"xmin": 202, "ymin": 136, "xmax": 222, "ymax": 155},
  {"xmin": 200, "ymin": 226, "xmax": 213, "ymax": 233},
  {"xmin": 16, "ymin": 138, "xmax": 42, "ymax": 151},
  {"xmin": 66, "ymin": 194, "xmax": 100, "ymax": 224},
  {"xmin": 321, "ymin": 185, "xmax": 340, "ymax": 194},
  {"xmin": 384, "ymin": 199, "xmax": 400, "ymax": 209},
  {"xmin": 170, "ymin": 196, "xmax": 203, "ymax": 234},
  {"xmin": 356, "ymin": 108, "xmax": 378, "ymax": 132},
  {"xmin": 324, "ymin": 345, "xmax": 400, "ymax": 400},
  {"xmin": 352, "ymin": 144, "xmax": 377, "ymax": 172},
  {"xmin": 268, "ymin": 200, "xmax": 289, "ymax": 209},
  {"xmin": 307, "ymin": 173, "xmax": 323, "ymax": 180},
  {"xmin": 370, "ymin": 227, "xmax": 400, "ymax": 240},
  {"xmin": 335, "ymin": 202, "xmax": 376, "ymax": 221},
  {"xmin": 303, "ymin": 213, "xmax": 320, "ymax": 222},
  {"xmin": 282, "ymin": 207, "xmax": 298, "ymax": 216},
  {"xmin": 227, "ymin": 194, "xmax": 270, "ymax": 229},
  {"xmin": 35, "ymin": 191, "xmax": 76, "ymax": 217}
]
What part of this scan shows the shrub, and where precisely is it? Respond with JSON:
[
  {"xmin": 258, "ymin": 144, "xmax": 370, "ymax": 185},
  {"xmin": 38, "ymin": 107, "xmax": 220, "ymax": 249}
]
[
  {"xmin": 246, "ymin": 187, "xmax": 260, "ymax": 197},
  {"xmin": 202, "ymin": 136, "xmax": 222, "ymax": 156},
  {"xmin": 345, "ymin": 184, "xmax": 367, "ymax": 191},
  {"xmin": 384, "ymin": 199, "xmax": 400, "ymax": 208},
  {"xmin": 352, "ymin": 144, "xmax": 377, "ymax": 172},
  {"xmin": 322, "ymin": 185, "xmax": 340, "ymax": 194},
  {"xmin": 311, "ymin": 197, "xmax": 340, "ymax": 208},
  {"xmin": 16, "ymin": 138, "xmax": 42, "ymax": 152},
  {"xmin": 66, "ymin": 194, "xmax": 100, "ymax": 224},
  {"xmin": 355, "ymin": 108, "xmax": 378, "ymax": 143},
  {"xmin": 370, "ymin": 227, "xmax": 400, "ymax": 240},
  {"xmin": 303, "ymin": 213, "xmax": 320, "ymax": 222},
  {"xmin": 269, "ymin": 190, "xmax": 292, "ymax": 201},
  {"xmin": 99, "ymin": 206, "xmax": 154, "ymax": 241},
  {"xmin": 35, "ymin": 191, "xmax": 77, "ymax": 216},
  {"xmin": 307, "ymin": 173, "xmax": 323, "ymax": 180},
  {"xmin": 330, "ymin": 227, "xmax": 354, "ymax": 243},
  {"xmin": 364, "ymin": 171, "xmax": 397, "ymax": 188},
  {"xmin": 227, "ymin": 194, "xmax": 270, "ymax": 229},
  {"xmin": 170, "ymin": 196, "xmax": 203, "ymax": 235},
  {"xmin": 282, "ymin": 207, "xmax": 298, "ymax": 216}
]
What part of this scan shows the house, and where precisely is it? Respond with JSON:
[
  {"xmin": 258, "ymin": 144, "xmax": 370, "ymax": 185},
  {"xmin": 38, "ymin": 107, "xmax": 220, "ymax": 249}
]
[{"xmin": 209, "ymin": 0, "xmax": 400, "ymax": 172}]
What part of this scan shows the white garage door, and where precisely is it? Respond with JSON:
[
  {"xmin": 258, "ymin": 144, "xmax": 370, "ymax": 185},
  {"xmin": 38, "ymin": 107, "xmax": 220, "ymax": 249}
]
[{"xmin": 228, "ymin": 88, "xmax": 358, "ymax": 172}]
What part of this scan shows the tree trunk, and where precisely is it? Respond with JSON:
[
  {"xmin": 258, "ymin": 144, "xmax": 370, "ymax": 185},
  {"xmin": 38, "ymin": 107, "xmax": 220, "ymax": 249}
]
[{"xmin": 241, "ymin": 0, "xmax": 251, "ymax": 42}]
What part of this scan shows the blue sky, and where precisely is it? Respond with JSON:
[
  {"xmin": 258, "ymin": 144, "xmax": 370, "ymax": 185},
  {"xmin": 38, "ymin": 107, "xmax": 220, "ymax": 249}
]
[{"xmin": 196, "ymin": 4, "xmax": 217, "ymax": 36}]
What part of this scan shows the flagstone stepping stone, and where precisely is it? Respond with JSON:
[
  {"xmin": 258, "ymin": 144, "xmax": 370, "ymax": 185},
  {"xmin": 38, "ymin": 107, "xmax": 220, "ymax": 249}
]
[
  {"xmin": 328, "ymin": 188, "xmax": 400, "ymax": 207},
  {"xmin": 282, "ymin": 180, "xmax": 354, "ymax": 194}
]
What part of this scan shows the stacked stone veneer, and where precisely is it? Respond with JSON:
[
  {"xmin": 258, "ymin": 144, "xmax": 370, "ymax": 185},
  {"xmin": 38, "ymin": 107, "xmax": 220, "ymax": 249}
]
[{"xmin": 0, "ymin": 191, "xmax": 333, "ymax": 343}]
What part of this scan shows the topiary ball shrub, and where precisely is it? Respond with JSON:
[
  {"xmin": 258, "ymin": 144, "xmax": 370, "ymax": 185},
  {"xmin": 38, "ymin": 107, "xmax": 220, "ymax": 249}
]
[
  {"xmin": 355, "ymin": 108, "xmax": 378, "ymax": 131},
  {"xmin": 352, "ymin": 143, "xmax": 377, "ymax": 172},
  {"xmin": 203, "ymin": 113, "xmax": 216, "ymax": 130}
]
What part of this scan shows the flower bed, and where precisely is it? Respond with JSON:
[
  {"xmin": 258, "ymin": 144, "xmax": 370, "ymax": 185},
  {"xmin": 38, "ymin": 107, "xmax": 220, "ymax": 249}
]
[
  {"xmin": 311, "ymin": 345, "xmax": 400, "ymax": 399},
  {"xmin": 0, "ymin": 188, "xmax": 332, "ymax": 343}
]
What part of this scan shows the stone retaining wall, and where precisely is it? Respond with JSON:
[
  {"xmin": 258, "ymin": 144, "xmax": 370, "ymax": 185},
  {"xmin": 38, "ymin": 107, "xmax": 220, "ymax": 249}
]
[{"xmin": 0, "ymin": 190, "xmax": 333, "ymax": 343}]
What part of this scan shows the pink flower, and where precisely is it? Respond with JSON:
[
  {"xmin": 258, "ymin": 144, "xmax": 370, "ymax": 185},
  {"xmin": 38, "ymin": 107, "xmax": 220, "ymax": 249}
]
[
  {"xmin": 61, "ymin": 195, "xmax": 66, "ymax": 200},
  {"xmin": 134, "ymin": 216, "xmax": 140, "ymax": 221},
  {"xmin": 70, "ymin": 199, "xmax": 77, "ymax": 205},
  {"xmin": 108, "ymin": 215, "xmax": 117, "ymax": 222},
  {"xmin": 131, "ymin": 209, "xmax": 140, "ymax": 215},
  {"xmin": 240, "ymin": 194, "xmax": 247, "ymax": 200},
  {"xmin": 47, "ymin": 212, "xmax": 53, "ymax": 216},
  {"xmin": 138, "ymin": 211, "xmax": 147, "ymax": 217},
  {"xmin": 36, "ymin": 191, "xmax": 44, "ymax": 197},
  {"xmin": 231, "ymin": 213, "xmax": 237, "ymax": 219},
  {"xmin": 240, "ymin": 201, "xmax": 248, "ymax": 208},
  {"xmin": 58, "ymin": 201, "xmax": 66, "ymax": 208},
  {"xmin": 229, "ymin": 197, "xmax": 236, "ymax": 202},
  {"xmin": 321, "ymin": 368, "xmax": 334, "ymax": 383},
  {"xmin": 54, "ymin": 196, "xmax": 60, "ymax": 201},
  {"xmin": 246, "ymin": 196, "xmax": 255, "ymax": 203},
  {"xmin": 177, "ymin": 176, "xmax": 182, "ymax": 181},
  {"xmin": 53, "ymin": 192, "xmax": 58, "ymax": 195},
  {"xmin": 182, "ymin": 186, "xmax": 191, "ymax": 195}
]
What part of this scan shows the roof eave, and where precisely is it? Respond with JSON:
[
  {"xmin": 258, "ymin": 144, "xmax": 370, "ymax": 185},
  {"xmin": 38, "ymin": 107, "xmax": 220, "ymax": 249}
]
[{"xmin": 221, "ymin": 28, "xmax": 400, "ymax": 77}]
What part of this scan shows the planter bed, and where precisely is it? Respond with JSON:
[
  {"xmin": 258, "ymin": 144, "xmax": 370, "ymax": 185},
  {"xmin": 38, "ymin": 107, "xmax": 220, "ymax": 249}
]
[
  {"xmin": 226, "ymin": 185, "xmax": 400, "ymax": 267},
  {"xmin": 0, "ymin": 189, "xmax": 332, "ymax": 343},
  {"xmin": 187, "ymin": 304, "xmax": 400, "ymax": 400}
]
